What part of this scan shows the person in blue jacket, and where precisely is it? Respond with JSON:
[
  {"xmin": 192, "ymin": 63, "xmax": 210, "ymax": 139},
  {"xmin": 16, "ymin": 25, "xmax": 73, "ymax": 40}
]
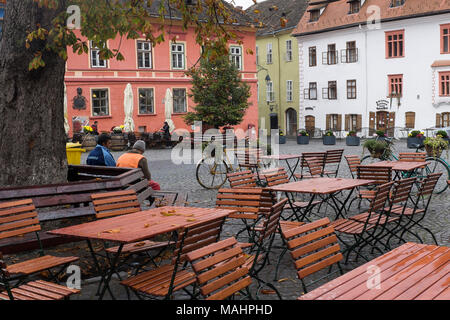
[{"xmin": 86, "ymin": 133, "xmax": 116, "ymax": 166}]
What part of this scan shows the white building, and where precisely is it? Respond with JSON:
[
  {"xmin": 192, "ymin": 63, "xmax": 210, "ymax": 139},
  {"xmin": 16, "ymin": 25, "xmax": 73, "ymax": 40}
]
[{"xmin": 293, "ymin": 0, "xmax": 450, "ymax": 138}]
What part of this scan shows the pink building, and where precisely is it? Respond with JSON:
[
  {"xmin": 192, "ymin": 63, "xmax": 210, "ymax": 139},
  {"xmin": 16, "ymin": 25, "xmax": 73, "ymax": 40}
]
[{"xmin": 65, "ymin": 20, "xmax": 258, "ymax": 137}]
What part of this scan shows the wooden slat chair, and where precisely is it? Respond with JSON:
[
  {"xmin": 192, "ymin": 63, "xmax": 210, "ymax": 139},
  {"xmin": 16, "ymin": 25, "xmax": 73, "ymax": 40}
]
[
  {"xmin": 0, "ymin": 200, "xmax": 79, "ymax": 285},
  {"xmin": 240, "ymin": 198, "xmax": 288, "ymax": 299},
  {"xmin": 186, "ymin": 237, "xmax": 252, "ymax": 300},
  {"xmin": 344, "ymin": 155, "xmax": 361, "ymax": 179},
  {"xmin": 235, "ymin": 148, "xmax": 264, "ymax": 172},
  {"xmin": 349, "ymin": 165, "xmax": 392, "ymax": 209},
  {"xmin": 331, "ymin": 181, "xmax": 395, "ymax": 263},
  {"xmin": 398, "ymin": 152, "xmax": 427, "ymax": 162},
  {"xmin": 91, "ymin": 190, "xmax": 173, "ymax": 269},
  {"xmin": 281, "ymin": 218, "xmax": 344, "ymax": 294},
  {"xmin": 226, "ymin": 170, "xmax": 258, "ymax": 188},
  {"xmin": 0, "ymin": 252, "xmax": 80, "ymax": 300},
  {"xmin": 387, "ymin": 173, "xmax": 442, "ymax": 245},
  {"xmin": 265, "ymin": 169, "xmax": 321, "ymax": 225},
  {"xmin": 305, "ymin": 157, "xmax": 325, "ymax": 178},
  {"xmin": 294, "ymin": 152, "xmax": 326, "ymax": 180},
  {"xmin": 216, "ymin": 188, "xmax": 274, "ymax": 242},
  {"xmin": 323, "ymin": 149, "xmax": 344, "ymax": 177},
  {"xmin": 121, "ymin": 215, "xmax": 227, "ymax": 300}
]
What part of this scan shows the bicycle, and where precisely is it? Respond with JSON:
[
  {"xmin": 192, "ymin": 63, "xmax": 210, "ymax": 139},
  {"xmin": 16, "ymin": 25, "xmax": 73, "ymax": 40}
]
[
  {"xmin": 195, "ymin": 137, "xmax": 269, "ymax": 189},
  {"xmin": 361, "ymin": 137, "xmax": 450, "ymax": 194}
]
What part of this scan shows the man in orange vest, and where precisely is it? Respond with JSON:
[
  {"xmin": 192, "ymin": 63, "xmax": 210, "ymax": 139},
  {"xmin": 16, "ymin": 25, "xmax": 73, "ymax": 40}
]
[{"xmin": 116, "ymin": 140, "xmax": 161, "ymax": 190}]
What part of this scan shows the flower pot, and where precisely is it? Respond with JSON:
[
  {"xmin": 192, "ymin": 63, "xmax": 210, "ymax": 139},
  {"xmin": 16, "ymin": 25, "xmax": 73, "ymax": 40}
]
[
  {"xmin": 346, "ymin": 136, "xmax": 360, "ymax": 146},
  {"xmin": 425, "ymin": 145, "xmax": 443, "ymax": 158},
  {"xmin": 407, "ymin": 137, "xmax": 425, "ymax": 149},
  {"xmin": 297, "ymin": 135, "xmax": 310, "ymax": 145},
  {"xmin": 323, "ymin": 136, "xmax": 336, "ymax": 145},
  {"xmin": 81, "ymin": 134, "xmax": 97, "ymax": 152},
  {"xmin": 279, "ymin": 135, "xmax": 287, "ymax": 144},
  {"xmin": 371, "ymin": 152, "xmax": 384, "ymax": 159}
]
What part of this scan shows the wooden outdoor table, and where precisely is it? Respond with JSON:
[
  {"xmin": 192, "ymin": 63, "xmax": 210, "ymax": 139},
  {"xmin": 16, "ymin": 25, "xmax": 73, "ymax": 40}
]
[
  {"xmin": 261, "ymin": 154, "xmax": 302, "ymax": 181},
  {"xmin": 268, "ymin": 178, "xmax": 375, "ymax": 221},
  {"xmin": 48, "ymin": 206, "xmax": 236, "ymax": 300},
  {"xmin": 365, "ymin": 161, "xmax": 429, "ymax": 180},
  {"xmin": 298, "ymin": 242, "xmax": 450, "ymax": 300}
]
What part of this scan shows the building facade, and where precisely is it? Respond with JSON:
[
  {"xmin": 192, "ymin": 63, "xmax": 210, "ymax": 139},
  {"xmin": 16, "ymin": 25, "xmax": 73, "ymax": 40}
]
[
  {"xmin": 246, "ymin": 0, "xmax": 308, "ymax": 137},
  {"xmin": 65, "ymin": 7, "xmax": 257, "ymax": 137},
  {"xmin": 293, "ymin": 0, "xmax": 450, "ymax": 138}
]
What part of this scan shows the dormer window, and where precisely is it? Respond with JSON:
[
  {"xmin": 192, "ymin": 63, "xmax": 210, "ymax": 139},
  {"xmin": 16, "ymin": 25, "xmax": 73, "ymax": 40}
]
[
  {"xmin": 390, "ymin": 0, "xmax": 405, "ymax": 8},
  {"xmin": 348, "ymin": 0, "xmax": 361, "ymax": 14},
  {"xmin": 310, "ymin": 9, "xmax": 320, "ymax": 22}
]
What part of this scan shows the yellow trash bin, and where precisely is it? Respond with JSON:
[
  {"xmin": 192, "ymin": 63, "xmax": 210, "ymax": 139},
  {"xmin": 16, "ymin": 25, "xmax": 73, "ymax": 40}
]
[{"xmin": 66, "ymin": 143, "xmax": 86, "ymax": 165}]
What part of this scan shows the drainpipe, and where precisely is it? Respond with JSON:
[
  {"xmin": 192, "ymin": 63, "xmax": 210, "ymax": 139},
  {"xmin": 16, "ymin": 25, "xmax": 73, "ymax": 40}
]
[
  {"xmin": 364, "ymin": 25, "xmax": 369, "ymax": 136},
  {"xmin": 276, "ymin": 34, "xmax": 282, "ymax": 133}
]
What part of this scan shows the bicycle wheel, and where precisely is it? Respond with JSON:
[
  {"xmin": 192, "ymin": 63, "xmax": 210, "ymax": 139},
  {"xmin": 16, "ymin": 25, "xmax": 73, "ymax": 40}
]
[
  {"xmin": 196, "ymin": 157, "xmax": 229, "ymax": 190},
  {"xmin": 423, "ymin": 157, "xmax": 450, "ymax": 194}
]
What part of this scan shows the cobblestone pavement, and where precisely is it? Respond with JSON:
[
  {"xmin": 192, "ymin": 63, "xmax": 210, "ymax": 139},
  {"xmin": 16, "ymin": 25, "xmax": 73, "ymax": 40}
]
[{"xmin": 7, "ymin": 138, "xmax": 449, "ymax": 300}]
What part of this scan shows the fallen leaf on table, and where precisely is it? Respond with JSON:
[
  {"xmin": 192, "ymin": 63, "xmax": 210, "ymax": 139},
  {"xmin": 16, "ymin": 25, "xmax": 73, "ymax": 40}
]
[
  {"xmin": 160, "ymin": 211, "xmax": 174, "ymax": 216},
  {"xmin": 186, "ymin": 218, "xmax": 196, "ymax": 222},
  {"xmin": 168, "ymin": 210, "xmax": 176, "ymax": 214},
  {"xmin": 144, "ymin": 224, "xmax": 150, "ymax": 228},
  {"xmin": 261, "ymin": 290, "xmax": 276, "ymax": 295}
]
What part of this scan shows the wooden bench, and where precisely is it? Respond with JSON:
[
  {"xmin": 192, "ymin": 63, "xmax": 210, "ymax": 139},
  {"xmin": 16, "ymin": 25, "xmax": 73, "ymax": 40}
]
[{"xmin": 0, "ymin": 166, "xmax": 187, "ymax": 254}]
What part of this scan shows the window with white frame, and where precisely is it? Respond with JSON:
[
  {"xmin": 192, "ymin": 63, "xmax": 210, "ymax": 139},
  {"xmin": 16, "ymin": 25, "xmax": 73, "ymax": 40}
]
[
  {"xmin": 286, "ymin": 80, "xmax": 293, "ymax": 102},
  {"xmin": 286, "ymin": 40, "xmax": 293, "ymax": 61},
  {"xmin": 91, "ymin": 89, "xmax": 109, "ymax": 116},
  {"xmin": 90, "ymin": 41, "xmax": 107, "ymax": 68},
  {"xmin": 138, "ymin": 88, "xmax": 154, "ymax": 114},
  {"xmin": 173, "ymin": 88, "xmax": 187, "ymax": 113},
  {"xmin": 137, "ymin": 41, "xmax": 152, "ymax": 69},
  {"xmin": 266, "ymin": 81, "xmax": 274, "ymax": 102},
  {"xmin": 171, "ymin": 43, "xmax": 185, "ymax": 69},
  {"xmin": 267, "ymin": 43, "xmax": 273, "ymax": 64},
  {"xmin": 230, "ymin": 46, "xmax": 242, "ymax": 70}
]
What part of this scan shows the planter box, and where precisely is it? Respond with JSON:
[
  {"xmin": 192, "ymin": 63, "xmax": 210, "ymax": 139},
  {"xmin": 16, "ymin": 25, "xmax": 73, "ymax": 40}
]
[
  {"xmin": 407, "ymin": 137, "xmax": 425, "ymax": 149},
  {"xmin": 323, "ymin": 136, "xmax": 336, "ymax": 145},
  {"xmin": 346, "ymin": 136, "xmax": 360, "ymax": 146},
  {"xmin": 297, "ymin": 135, "xmax": 310, "ymax": 145},
  {"xmin": 279, "ymin": 135, "xmax": 287, "ymax": 144}
]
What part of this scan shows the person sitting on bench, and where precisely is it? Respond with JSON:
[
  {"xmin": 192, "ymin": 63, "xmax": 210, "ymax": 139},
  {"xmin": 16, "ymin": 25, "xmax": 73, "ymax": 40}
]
[
  {"xmin": 116, "ymin": 140, "xmax": 161, "ymax": 190},
  {"xmin": 86, "ymin": 133, "xmax": 116, "ymax": 167}
]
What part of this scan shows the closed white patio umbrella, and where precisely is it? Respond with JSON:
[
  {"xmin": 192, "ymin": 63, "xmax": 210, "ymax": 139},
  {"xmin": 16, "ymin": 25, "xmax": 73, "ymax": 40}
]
[
  {"xmin": 164, "ymin": 88, "xmax": 175, "ymax": 133},
  {"xmin": 63, "ymin": 84, "xmax": 70, "ymax": 135},
  {"xmin": 123, "ymin": 83, "xmax": 135, "ymax": 133}
]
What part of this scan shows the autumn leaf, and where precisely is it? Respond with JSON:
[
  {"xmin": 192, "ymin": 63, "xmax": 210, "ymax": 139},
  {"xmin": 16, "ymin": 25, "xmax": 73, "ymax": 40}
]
[
  {"xmin": 144, "ymin": 224, "xmax": 150, "ymax": 228},
  {"xmin": 261, "ymin": 289, "xmax": 276, "ymax": 295},
  {"xmin": 134, "ymin": 242, "xmax": 146, "ymax": 247},
  {"xmin": 253, "ymin": 9, "xmax": 260, "ymax": 14},
  {"xmin": 103, "ymin": 229, "xmax": 121, "ymax": 234},
  {"xmin": 186, "ymin": 218, "xmax": 196, "ymax": 222},
  {"xmin": 278, "ymin": 278, "xmax": 289, "ymax": 283}
]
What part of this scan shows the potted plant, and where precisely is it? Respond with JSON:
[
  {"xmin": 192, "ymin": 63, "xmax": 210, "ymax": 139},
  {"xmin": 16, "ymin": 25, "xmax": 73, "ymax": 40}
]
[
  {"xmin": 423, "ymin": 136, "xmax": 449, "ymax": 158},
  {"xmin": 375, "ymin": 130, "xmax": 388, "ymax": 141},
  {"xmin": 279, "ymin": 130, "xmax": 286, "ymax": 144},
  {"xmin": 110, "ymin": 125, "xmax": 127, "ymax": 151},
  {"xmin": 407, "ymin": 130, "xmax": 425, "ymax": 149},
  {"xmin": 436, "ymin": 130, "xmax": 449, "ymax": 143},
  {"xmin": 81, "ymin": 126, "xmax": 96, "ymax": 151},
  {"xmin": 297, "ymin": 130, "xmax": 310, "ymax": 145},
  {"xmin": 346, "ymin": 130, "xmax": 360, "ymax": 146},
  {"xmin": 323, "ymin": 130, "xmax": 336, "ymax": 145},
  {"xmin": 363, "ymin": 139, "xmax": 393, "ymax": 159}
]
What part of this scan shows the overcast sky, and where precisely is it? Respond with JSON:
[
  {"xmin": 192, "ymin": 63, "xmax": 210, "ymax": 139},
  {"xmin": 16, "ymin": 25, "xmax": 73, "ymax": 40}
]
[{"xmin": 225, "ymin": 0, "xmax": 266, "ymax": 9}]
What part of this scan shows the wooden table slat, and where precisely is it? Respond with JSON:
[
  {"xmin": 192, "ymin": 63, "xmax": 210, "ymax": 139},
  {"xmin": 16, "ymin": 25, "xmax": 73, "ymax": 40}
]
[
  {"xmin": 365, "ymin": 161, "xmax": 429, "ymax": 171},
  {"xmin": 269, "ymin": 178, "xmax": 376, "ymax": 194}
]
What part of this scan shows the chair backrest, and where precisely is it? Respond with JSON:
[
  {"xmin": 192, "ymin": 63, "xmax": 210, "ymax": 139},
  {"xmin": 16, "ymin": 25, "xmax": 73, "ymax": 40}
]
[
  {"xmin": 172, "ymin": 215, "xmax": 227, "ymax": 265},
  {"xmin": 236, "ymin": 148, "xmax": 263, "ymax": 168},
  {"xmin": 216, "ymin": 188, "xmax": 274, "ymax": 220},
  {"xmin": 325, "ymin": 149, "xmax": 344, "ymax": 165},
  {"xmin": 226, "ymin": 170, "xmax": 257, "ymax": 188},
  {"xmin": 369, "ymin": 181, "xmax": 396, "ymax": 213},
  {"xmin": 301, "ymin": 152, "xmax": 326, "ymax": 170},
  {"xmin": 91, "ymin": 189, "xmax": 141, "ymax": 219},
  {"xmin": 256, "ymin": 198, "xmax": 288, "ymax": 242},
  {"xmin": 0, "ymin": 199, "xmax": 41, "ymax": 241},
  {"xmin": 417, "ymin": 173, "xmax": 443, "ymax": 197},
  {"xmin": 344, "ymin": 155, "xmax": 361, "ymax": 178},
  {"xmin": 281, "ymin": 218, "xmax": 343, "ymax": 281},
  {"xmin": 305, "ymin": 157, "xmax": 324, "ymax": 177},
  {"xmin": 357, "ymin": 165, "xmax": 392, "ymax": 185},
  {"xmin": 389, "ymin": 177, "xmax": 416, "ymax": 206},
  {"xmin": 186, "ymin": 237, "xmax": 251, "ymax": 300},
  {"xmin": 398, "ymin": 153, "xmax": 427, "ymax": 162},
  {"xmin": 265, "ymin": 169, "xmax": 290, "ymax": 187}
]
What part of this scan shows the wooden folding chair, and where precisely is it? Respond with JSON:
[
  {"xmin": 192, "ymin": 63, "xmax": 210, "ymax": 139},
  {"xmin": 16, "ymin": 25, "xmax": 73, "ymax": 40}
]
[
  {"xmin": 331, "ymin": 181, "xmax": 395, "ymax": 263},
  {"xmin": 344, "ymin": 155, "xmax": 361, "ymax": 179},
  {"xmin": 281, "ymin": 218, "xmax": 344, "ymax": 294},
  {"xmin": 0, "ymin": 199, "xmax": 79, "ymax": 287},
  {"xmin": 226, "ymin": 170, "xmax": 258, "ymax": 188},
  {"xmin": 0, "ymin": 252, "xmax": 80, "ymax": 300},
  {"xmin": 398, "ymin": 153, "xmax": 427, "ymax": 162},
  {"xmin": 294, "ymin": 152, "xmax": 326, "ymax": 180},
  {"xmin": 186, "ymin": 237, "xmax": 252, "ymax": 300},
  {"xmin": 323, "ymin": 149, "xmax": 344, "ymax": 177},
  {"xmin": 121, "ymin": 215, "xmax": 227, "ymax": 300},
  {"xmin": 91, "ymin": 190, "xmax": 173, "ymax": 270}
]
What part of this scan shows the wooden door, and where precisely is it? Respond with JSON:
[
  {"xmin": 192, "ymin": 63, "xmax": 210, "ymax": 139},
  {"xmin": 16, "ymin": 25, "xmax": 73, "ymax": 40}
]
[
  {"xmin": 369, "ymin": 112, "xmax": 376, "ymax": 136},
  {"xmin": 286, "ymin": 108, "xmax": 298, "ymax": 137},
  {"xmin": 376, "ymin": 111, "xmax": 388, "ymax": 132},
  {"xmin": 305, "ymin": 115, "xmax": 315, "ymax": 136},
  {"xmin": 388, "ymin": 112, "xmax": 396, "ymax": 136}
]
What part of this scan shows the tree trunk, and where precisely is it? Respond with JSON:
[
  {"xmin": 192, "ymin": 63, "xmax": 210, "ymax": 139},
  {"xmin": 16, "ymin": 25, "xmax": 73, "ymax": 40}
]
[{"xmin": 0, "ymin": 0, "xmax": 68, "ymax": 187}]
